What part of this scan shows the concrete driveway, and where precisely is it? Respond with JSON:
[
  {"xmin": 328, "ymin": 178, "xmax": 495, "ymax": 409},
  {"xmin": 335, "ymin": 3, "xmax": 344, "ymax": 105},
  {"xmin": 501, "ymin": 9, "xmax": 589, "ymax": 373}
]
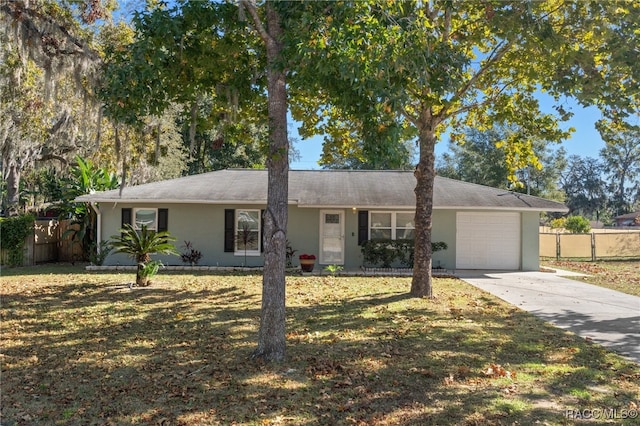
[{"xmin": 457, "ymin": 269, "xmax": 640, "ymax": 364}]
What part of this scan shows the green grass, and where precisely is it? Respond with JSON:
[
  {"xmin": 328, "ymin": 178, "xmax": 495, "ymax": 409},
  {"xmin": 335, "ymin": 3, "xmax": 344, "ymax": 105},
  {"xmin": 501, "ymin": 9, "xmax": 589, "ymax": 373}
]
[{"xmin": 1, "ymin": 265, "xmax": 638, "ymax": 425}]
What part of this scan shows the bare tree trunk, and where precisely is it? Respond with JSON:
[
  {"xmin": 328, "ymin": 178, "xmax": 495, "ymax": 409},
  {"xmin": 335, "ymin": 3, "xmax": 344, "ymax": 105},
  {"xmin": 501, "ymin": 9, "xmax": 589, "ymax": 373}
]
[
  {"xmin": 115, "ymin": 125, "xmax": 121, "ymax": 163},
  {"xmin": 5, "ymin": 162, "xmax": 21, "ymax": 216},
  {"xmin": 245, "ymin": 1, "xmax": 289, "ymax": 363},
  {"xmin": 1, "ymin": 135, "xmax": 23, "ymax": 216},
  {"xmin": 411, "ymin": 111, "xmax": 437, "ymax": 298},
  {"xmin": 189, "ymin": 102, "xmax": 197, "ymax": 156},
  {"xmin": 155, "ymin": 123, "xmax": 161, "ymax": 165}
]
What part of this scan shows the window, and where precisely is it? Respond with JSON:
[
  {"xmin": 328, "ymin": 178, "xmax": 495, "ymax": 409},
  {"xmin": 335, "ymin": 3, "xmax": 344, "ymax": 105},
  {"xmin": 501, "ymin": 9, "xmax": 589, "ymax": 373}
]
[
  {"xmin": 235, "ymin": 209, "xmax": 261, "ymax": 255},
  {"xmin": 370, "ymin": 211, "xmax": 415, "ymax": 240},
  {"xmin": 122, "ymin": 208, "xmax": 168, "ymax": 232},
  {"xmin": 370, "ymin": 212, "xmax": 392, "ymax": 239},
  {"xmin": 395, "ymin": 212, "xmax": 415, "ymax": 239},
  {"xmin": 325, "ymin": 213, "xmax": 340, "ymax": 224},
  {"xmin": 133, "ymin": 208, "xmax": 158, "ymax": 230}
]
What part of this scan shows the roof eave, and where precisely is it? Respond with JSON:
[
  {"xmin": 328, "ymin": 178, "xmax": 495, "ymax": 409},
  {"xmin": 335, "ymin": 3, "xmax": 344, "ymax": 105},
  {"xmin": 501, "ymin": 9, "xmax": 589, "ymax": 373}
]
[
  {"xmin": 77, "ymin": 198, "xmax": 567, "ymax": 213},
  {"xmin": 435, "ymin": 205, "xmax": 569, "ymax": 213},
  {"xmin": 74, "ymin": 198, "xmax": 301, "ymax": 205}
]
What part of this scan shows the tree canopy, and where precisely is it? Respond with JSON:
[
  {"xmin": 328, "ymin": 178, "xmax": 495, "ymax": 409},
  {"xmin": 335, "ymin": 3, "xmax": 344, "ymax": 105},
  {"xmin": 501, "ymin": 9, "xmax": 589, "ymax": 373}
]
[
  {"xmin": 1, "ymin": 0, "xmax": 105, "ymax": 215},
  {"xmin": 99, "ymin": 0, "xmax": 269, "ymax": 174}
]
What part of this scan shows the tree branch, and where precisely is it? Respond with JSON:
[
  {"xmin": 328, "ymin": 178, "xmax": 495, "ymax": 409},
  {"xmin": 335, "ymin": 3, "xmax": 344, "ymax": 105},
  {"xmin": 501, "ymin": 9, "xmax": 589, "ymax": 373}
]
[
  {"xmin": 238, "ymin": 0, "xmax": 271, "ymax": 46},
  {"xmin": 442, "ymin": 39, "xmax": 514, "ymax": 119},
  {"xmin": 444, "ymin": 78, "xmax": 517, "ymax": 120},
  {"xmin": 1, "ymin": 1, "xmax": 101, "ymax": 64},
  {"xmin": 38, "ymin": 153, "xmax": 70, "ymax": 165}
]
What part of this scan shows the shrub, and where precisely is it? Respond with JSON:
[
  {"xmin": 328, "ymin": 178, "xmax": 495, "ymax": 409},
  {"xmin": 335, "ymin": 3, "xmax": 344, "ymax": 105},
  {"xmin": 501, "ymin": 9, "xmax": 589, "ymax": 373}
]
[
  {"xmin": 180, "ymin": 241, "xmax": 203, "ymax": 265},
  {"xmin": 361, "ymin": 239, "xmax": 448, "ymax": 268},
  {"xmin": 0, "ymin": 214, "xmax": 35, "ymax": 267},
  {"xmin": 88, "ymin": 240, "xmax": 113, "ymax": 266},
  {"xmin": 324, "ymin": 264, "xmax": 344, "ymax": 276},
  {"xmin": 285, "ymin": 240, "xmax": 297, "ymax": 268},
  {"xmin": 564, "ymin": 215, "xmax": 591, "ymax": 233},
  {"xmin": 549, "ymin": 217, "xmax": 566, "ymax": 229},
  {"xmin": 139, "ymin": 260, "xmax": 163, "ymax": 280}
]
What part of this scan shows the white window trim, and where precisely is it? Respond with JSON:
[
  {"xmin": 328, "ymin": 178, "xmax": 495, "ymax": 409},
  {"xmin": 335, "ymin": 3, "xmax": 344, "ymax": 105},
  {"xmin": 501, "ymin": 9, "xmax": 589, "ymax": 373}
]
[
  {"xmin": 133, "ymin": 207, "xmax": 158, "ymax": 230},
  {"xmin": 369, "ymin": 211, "xmax": 415, "ymax": 240},
  {"xmin": 234, "ymin": 209, "xmax": 261, "ymax": 256}
]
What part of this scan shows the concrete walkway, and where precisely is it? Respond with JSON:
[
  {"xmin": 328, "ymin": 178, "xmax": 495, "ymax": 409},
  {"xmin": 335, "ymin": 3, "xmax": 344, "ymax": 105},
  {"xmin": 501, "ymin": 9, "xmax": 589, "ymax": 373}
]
[{"xmin": 457, "ymin": 269, "xmax": 640, "ymax": 364}]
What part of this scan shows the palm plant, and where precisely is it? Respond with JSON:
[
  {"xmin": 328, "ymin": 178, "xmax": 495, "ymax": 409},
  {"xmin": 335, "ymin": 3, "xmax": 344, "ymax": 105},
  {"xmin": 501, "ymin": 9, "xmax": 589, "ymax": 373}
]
[
  {"xmin": 111, "ymin": 224, "xmax": 178, "ymax": 286},
  {"xmin": 58, "ymin": 156, "xmax": 119, "ymax": 260}
]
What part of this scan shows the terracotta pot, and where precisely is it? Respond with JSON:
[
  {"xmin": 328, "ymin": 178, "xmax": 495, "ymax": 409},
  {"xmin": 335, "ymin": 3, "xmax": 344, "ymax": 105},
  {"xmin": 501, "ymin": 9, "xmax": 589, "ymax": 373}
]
[{"xmin": 299, "ymin": 259, "xmax": 315, "ymax": 272}]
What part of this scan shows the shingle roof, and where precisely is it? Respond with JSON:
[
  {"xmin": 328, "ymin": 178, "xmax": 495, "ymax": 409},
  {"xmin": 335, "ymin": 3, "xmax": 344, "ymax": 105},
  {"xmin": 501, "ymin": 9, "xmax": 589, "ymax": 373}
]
[
  {"xmin": 76, "ymin": 169, "xmax": 568, "ymax": 212},
  {"xmin": 614, "ymin": 211, "xmax": 640, "ymax": 220}
]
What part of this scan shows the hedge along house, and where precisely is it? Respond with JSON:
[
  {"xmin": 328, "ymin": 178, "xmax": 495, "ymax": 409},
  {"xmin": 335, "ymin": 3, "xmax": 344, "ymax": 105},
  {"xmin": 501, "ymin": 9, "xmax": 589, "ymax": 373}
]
[{"xmin": 76, "ymin": 169, "xmax": 568, "ymax": 271}]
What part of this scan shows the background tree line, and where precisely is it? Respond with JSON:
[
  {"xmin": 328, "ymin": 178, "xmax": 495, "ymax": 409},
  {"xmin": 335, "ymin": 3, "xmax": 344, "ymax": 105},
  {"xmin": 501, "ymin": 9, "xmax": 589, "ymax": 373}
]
[{"xmin": 436, "ymin": 121, "xmax": 640, "ymax": 224}]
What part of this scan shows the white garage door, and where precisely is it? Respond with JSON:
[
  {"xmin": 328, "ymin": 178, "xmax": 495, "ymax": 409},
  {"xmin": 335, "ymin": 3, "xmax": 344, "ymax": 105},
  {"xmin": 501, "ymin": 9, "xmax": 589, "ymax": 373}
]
[{"xmin": 456, "ymin": 212, "xmax": 521, "ymax": 270}]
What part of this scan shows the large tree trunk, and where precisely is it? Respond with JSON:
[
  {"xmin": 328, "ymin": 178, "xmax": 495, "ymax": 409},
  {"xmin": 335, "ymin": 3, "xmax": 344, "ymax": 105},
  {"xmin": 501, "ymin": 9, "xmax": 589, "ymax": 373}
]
[
  {"xmin": 251, "ymin": 3, "xmax": 288, "ymax": 362},
  {"xmin": 411, "ymin": 112, "xmax": 437, "ymax": 298},
  {"xmin": 5, "ymin": 162, "xmax": 21, "ymax": 217}
]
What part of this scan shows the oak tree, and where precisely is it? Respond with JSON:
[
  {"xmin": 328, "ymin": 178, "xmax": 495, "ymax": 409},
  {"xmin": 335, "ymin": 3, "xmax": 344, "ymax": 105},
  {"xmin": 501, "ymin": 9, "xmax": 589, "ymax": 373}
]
[
  {"xmin": 290, "ymin": 0, "xmax": 640, "ymax": 297},
  {"xmin": 238, "ymin": 0, "xmax": 289, "ymax": 362},
  {"xmin": 99, "ymin": 1, "xmax": 267, "ymax": 175},
  {"xmin": 1, "ymin": 0, "xmax": 104, "ymax": 215},
  {"xmin": 559, "ymin": 155, "xmax": 607, "ymax": 219}
]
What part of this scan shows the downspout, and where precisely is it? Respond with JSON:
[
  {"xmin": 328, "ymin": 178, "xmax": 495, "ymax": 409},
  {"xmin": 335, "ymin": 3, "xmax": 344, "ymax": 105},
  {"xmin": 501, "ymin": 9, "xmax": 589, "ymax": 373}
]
[{"xmin": 90, "ymin": 202, "xmax": 101, "ymax": 254}]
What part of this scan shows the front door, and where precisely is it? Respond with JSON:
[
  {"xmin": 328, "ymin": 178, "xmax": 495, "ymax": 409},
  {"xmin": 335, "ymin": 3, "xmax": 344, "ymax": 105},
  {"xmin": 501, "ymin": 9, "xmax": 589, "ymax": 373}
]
[{"xmin": 320, "ymin": 210, "xmax": 344, "ymax": 265}]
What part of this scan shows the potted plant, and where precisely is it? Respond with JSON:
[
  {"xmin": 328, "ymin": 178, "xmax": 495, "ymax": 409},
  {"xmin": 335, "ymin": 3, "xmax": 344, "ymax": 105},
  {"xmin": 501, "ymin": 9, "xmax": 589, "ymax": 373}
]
[{"xmin": 299, "ymin": 254, "xmax": 316, "ymax": 272}]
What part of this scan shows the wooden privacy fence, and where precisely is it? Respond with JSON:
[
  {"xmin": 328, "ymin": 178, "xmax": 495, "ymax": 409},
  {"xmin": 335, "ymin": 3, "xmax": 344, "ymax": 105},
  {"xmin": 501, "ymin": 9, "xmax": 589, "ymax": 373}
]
[
  {"xmin": 0, "ymin": 219, "xmax": 83, "ymax": 266},
  {"xmin": 540, "ymin": 231, "xmax": 640, "ymax": 260}
]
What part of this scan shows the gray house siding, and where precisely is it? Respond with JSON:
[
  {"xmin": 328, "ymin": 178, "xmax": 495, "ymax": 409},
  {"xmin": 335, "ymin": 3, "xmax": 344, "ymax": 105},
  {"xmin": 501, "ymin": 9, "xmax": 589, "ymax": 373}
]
[
  {"xmin": 99, "ymin": 203, "xmax": 538, "ymax": 270},
  {"xmin": 432, "ymin": 210, "xmax": 456, "ymax": 270},
  {"xmin": 287, "ymin": 207, "xmax": 321, "ymax": 267},
  {"xmin": 521, "ymin": 211, "xmax": 540, "ymax": 271},
  {"xmin": 102, "ymin": 203, "xmax": 220, "ymax": 267}
]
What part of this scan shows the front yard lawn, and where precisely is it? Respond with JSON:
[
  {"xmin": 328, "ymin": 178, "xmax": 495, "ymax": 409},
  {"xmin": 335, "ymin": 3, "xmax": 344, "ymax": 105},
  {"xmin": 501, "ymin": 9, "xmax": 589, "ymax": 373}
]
[
  {"xmin": 543, "ymin": 260, "xmax": 640, "ymax": 297},
  {"xmin": 2, "ymin": 265, "xmax": 638, "ymax": 425}
]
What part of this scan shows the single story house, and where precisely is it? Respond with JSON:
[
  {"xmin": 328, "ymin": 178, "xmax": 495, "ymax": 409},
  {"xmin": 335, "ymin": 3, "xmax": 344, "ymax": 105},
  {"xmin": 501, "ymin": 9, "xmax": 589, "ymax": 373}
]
[
  {"xmin": 76, "ymin": 169, "xmax": 568, "ymax": 271},
  {"xmin": 613, "ymin": 211, "xmax": 640, "ymax": 227}
]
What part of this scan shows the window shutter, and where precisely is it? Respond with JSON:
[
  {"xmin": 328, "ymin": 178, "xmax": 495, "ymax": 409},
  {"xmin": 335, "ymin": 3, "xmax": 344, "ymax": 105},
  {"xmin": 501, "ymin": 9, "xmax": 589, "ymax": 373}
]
[
  {"xmin": 158, "ymin": 209, "xmax": 168, "ymax": 232},
  {"xmin": 358, "ymin": 210, "xmax": 369, "ymax": 245},
  {"xmin": 224, "ymin": 209, "xmax": 235, "ymax": 252},
  {"xmin": 261, "ymin": 209, "xmax": 265, "ymax": 252},
  {"xmin": 122, "ymin": 208, "xmax": 132, "ymax": 227}
]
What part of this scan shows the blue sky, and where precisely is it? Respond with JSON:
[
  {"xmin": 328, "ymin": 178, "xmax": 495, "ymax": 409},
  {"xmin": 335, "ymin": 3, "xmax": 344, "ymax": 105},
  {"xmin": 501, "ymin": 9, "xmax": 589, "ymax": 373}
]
[{"xmin": 290, "ymin": 99, "xmax": 607, "ymax": 170}]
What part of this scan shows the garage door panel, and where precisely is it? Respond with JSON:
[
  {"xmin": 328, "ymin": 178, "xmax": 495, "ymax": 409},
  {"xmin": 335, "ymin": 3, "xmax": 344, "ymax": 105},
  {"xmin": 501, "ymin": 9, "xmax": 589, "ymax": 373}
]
[{"xmin": 456, "ymin": 212, "xmax": 520, "ymax": 270}]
